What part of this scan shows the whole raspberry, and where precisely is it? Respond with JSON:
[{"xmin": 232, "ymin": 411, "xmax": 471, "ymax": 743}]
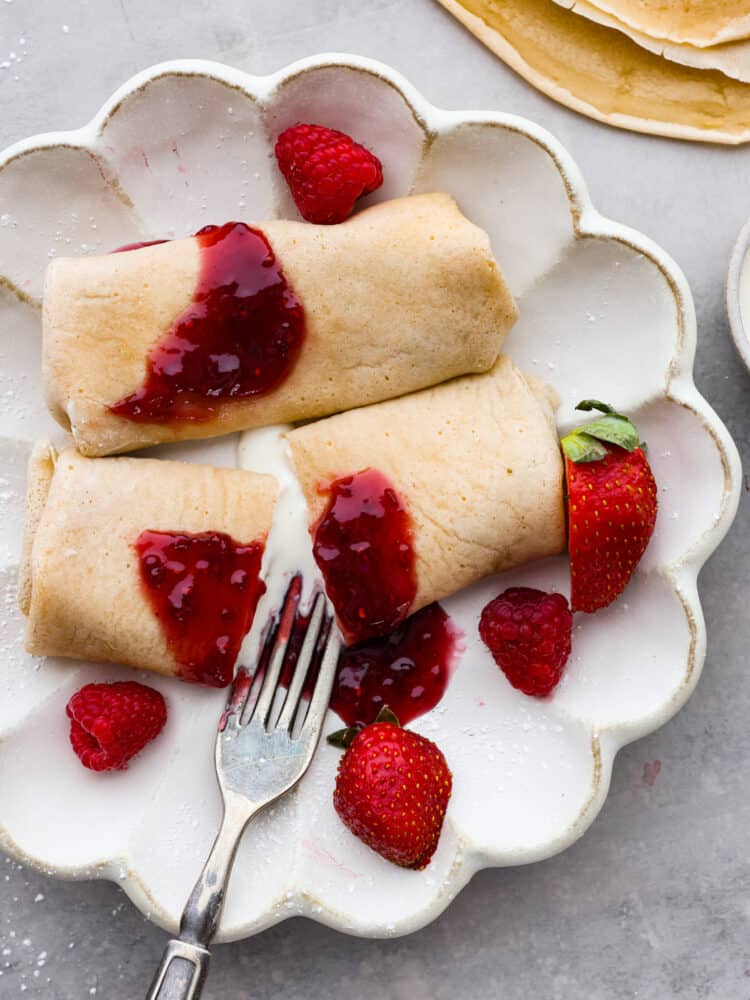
[
  {"xmin": 479, "ymin": 587, "xmax": 572, "ymax": 697},
  {"xmin": 274, "ymin": 123, "xmax": 383, "ymax": 225},
  {"xmin": 66, "ymin": 682, "xmax": 167, "ymax": 772}
]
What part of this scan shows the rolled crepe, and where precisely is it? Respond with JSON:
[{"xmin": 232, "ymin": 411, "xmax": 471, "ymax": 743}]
[
  {"xmin": 19, "ymin": 445, "xmax": 277, "ymax": 686},
  {"xmin": 43, "ymin": 193, "xmax": 518, "ymax": 457},
  {"xmin": 287, "ymin": 355, "xmax": 566, "ymax": 644}
]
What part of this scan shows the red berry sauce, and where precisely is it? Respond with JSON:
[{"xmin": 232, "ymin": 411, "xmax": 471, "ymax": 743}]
[
  {"xmin": 331, "ymin": 603, "xmax": 462, "ymax": 727},
  {"xmin": 135, "ymin": 529, "xmax": 266, "ymax": 687},
  {"xmin": 312, "ymin": 468, "xmax": 417, "ymax": 644},
  {"xmin": 110, "ymin": 222, "xmax": 305, "ymax": 423}
]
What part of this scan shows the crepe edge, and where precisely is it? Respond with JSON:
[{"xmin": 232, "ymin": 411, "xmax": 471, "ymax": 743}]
[
  {"xmin": 436, "ymin": 0, "xmax": 750, "ymax": 144},
  {"xmin": 580, "ymin": 0, "xmax": 750, "ymax": 48},
  {"xmin": 17, "ymin": 441, "xmax": 58, "ymax": 619},
  {"xmin": 555, "ymin": 0, "xmax": 750, "ymax": 84}
]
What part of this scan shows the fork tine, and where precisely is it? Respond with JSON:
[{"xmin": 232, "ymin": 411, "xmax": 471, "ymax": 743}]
[
  {"xmin": 299, "ymin": 614, "xmax": 341, "ymax": 735},
  {"xmin": 227, "ymin": 587, "xmax": 283, "ymax": 727},
  {"xmin": 250, "ymin": 573, "xmax": 302, "ymax": 727},
  {"xmin": 275, "ymin": 592, "xmax": 327, "ymax": 731},
  {"xmin": 219, "ymin": 666, "xmax": 254, "ymax": 731}
]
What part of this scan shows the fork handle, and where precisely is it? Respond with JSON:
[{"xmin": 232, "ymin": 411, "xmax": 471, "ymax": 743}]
[
  {"xmin": 146, "ymin": 939, "xmax": 211, "ymax": 1000},
  {"xmin": 145, "ymin": 798, "xmax": 251, "ymax": 1000}
]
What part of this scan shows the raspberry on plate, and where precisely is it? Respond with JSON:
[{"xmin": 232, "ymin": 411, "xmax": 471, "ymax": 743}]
[
  {"xmin": 479, "ymin": 587, "xmax": 573, "ymax": 697},
  {"xmin": 66, "ymin": 681, "xmax": 167, "ymax": 772},
  {"xmin": 274, "ymin": 123, "xmax": 383, "ymax": 224}
]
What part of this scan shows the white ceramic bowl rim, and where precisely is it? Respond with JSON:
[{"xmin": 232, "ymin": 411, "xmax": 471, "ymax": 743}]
[{"xmin": 726, "ymin": 215, "xmax": 750, "ymax": 371}]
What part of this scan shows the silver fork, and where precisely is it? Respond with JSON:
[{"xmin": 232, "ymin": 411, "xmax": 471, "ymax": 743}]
[{"xmin": 146, "ymin": 574, "xmax": 340, "ymax": 1000}]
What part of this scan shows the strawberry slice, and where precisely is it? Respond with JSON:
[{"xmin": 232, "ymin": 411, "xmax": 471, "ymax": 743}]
[{"xmin": 561, "ymin": 400, "xmax": 657, "ymax": 613}]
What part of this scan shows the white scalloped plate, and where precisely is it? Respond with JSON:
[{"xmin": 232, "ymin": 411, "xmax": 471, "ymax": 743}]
[{"xmin": 0, "ymin": 55, "xmax": 740, "ymax": 941}]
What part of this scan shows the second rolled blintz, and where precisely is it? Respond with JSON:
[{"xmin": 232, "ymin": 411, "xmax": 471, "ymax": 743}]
[
  {"xmin": 43, "ymin": 193, "xmax": 517, "ymax": 456},
  {"xmin": 287, "ymin": 356, "xmax": 566, "ymax": 645},
  {"xmin": 19, "ymin": 445, "xmax": 277, "ymax": 686}
]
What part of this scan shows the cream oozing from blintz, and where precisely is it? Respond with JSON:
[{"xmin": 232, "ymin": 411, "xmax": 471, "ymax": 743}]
[{"xmin": 42, "ymin": 193, "xmax": 517, "ymax": 457}]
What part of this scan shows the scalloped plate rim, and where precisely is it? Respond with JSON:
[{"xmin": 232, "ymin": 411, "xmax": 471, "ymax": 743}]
[{"xmin": 0, "ymin": 54, "xmax": 741, "ymax": 942}]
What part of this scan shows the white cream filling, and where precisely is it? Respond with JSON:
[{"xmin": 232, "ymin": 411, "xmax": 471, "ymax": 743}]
[{"xmin": 235, "ymin": 425, "xmax": 322, "ymax": 670}]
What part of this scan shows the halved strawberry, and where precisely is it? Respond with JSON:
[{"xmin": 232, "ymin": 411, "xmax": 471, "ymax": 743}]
[{"xmin": 561, "ymin": 400, "xmax": 657, "ymax": 613}]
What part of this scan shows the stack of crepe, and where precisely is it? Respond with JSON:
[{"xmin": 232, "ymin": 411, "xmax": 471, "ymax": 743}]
[{"xmin": 437, "ymin": 0, "xmax": 750, "ymax": 143}]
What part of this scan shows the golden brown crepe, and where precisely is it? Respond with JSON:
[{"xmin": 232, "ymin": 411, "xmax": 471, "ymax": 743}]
[
  {"xmin": 287, "ymin": 356, "xmax": 566, "ymax": 641},
  {"xmin": 438, "ymin": 0, "xmax": 750, "ymax": 143},
  {"xmin": 19, "ymin": 444, "xmax": 277, "ymax": 684},
  {"xmin": 556, "ymin": 0, "xmax": 750, "ymax": 82},
  {"xmin": 43, "ymin": 193, "xmax": 518, "ymax": 457},
  {"xmin": 575, "ymin": 0, "xmax": 750, "ymax": 47}
]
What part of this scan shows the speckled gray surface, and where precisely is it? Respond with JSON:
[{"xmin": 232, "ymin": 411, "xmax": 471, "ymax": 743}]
[{"xmin": 1, "ymin": 1, "xmax": 749, "ymax": 997}]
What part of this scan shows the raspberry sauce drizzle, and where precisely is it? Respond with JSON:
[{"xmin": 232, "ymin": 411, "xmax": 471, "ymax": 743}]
[
  {"xmin": 312, "ymin": 468, "xmax": 417, "ymax": 645},
  {"xmin": 110, "ymin": 222, "xmax": 305, "ymax": 423},
  {"xmin": 273, "ymin": 598, "xmax": 461, "ymax": 727},
  {"xmin": 331, "ymin": 603, "xmax": 461, "ymax": 727},
  {"xmin": 135, "ymin": 529, "xmax": 266, "ymax": 687}
]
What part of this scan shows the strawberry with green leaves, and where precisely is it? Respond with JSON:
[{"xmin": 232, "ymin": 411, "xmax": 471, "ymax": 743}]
[
  {"xmin": 329, "ymin": 708, "xmax": 452, "ymax": 870},
  {"xmin": 562, "ymin": 400, "xmax": 657, "ymax": 614}
]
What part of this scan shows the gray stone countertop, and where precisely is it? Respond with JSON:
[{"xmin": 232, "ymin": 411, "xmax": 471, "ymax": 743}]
[{"xmin": 1, "ymin": 1, "xmax": 749, "ymax": 997}]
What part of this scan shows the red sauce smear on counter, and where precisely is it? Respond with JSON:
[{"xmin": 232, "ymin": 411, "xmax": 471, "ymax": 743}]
[
  {"xmin": 312, "ymin": 468, "xmax": 417, "ymax": 645},
  {"xmin": 135, "ymin": 529, "xmax": 266, "ymax": 687},
  {"xmin": 110, "ymin": 222, "xmax": 305, "ymax": 423},
  {"xmin": 331, "ymin": 603, "xmax": 462, "ymax": 727}
]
